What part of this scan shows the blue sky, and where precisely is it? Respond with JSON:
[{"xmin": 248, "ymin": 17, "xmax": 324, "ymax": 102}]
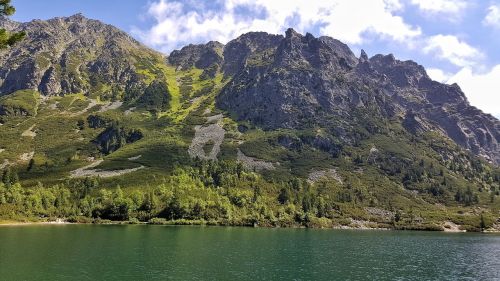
[{"xmin": 10, "ymin": 0, "xmax": 500, "ymax": 118}]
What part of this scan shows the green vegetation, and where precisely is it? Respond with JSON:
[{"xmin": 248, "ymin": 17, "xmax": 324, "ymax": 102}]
[
  {"xmin": 138, "ymin": 80, "xmax": 170, "ymax": 113},
  {"xmin": 0, "ymin": 58, "xmax": 498, "ymax": 232},
  {"xmin": 0, "ymin": 159, "xmax": 496, "ymax": 231},
  {"xmin": 0, "ymin": 90, "xmax": 40, "ymax": 116},
  {"xmin": 0, "ymin": 0, "xmax": 25, "ymax": 49}
]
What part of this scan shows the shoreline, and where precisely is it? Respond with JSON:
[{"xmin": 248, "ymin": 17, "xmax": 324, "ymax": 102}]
[
  {"xmin": 1, "ymin": 219, "xmax": 499, "ymax": 233},
  {"xmin": 0, "ymin": 220, "xmax": 74, "ymax": 226}
]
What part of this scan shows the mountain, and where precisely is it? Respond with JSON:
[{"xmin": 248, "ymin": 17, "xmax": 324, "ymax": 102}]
[
  {"xmin": 0, "ymin": 15, "xmax": 498, "ymax": 231},
  {"xmin": 217, "ymin": 29, "xmax": 500, "ymax": 165},
  {"xmin": 0, "ymin": 14, "xmax": 169, "ymax": 107}
]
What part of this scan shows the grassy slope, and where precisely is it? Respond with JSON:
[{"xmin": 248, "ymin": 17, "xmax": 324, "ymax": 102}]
[{"xmin": 0, "ymin": 61, "xmax": 498, "ymax": 230}]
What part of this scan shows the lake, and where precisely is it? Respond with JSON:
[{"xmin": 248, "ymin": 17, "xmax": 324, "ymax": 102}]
[{"xmin": 0, "ymin": 225, "xmax": 499, "ymax": 280}]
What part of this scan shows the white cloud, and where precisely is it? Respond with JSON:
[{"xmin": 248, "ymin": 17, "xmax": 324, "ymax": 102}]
[
  {"xmin": 319, "ymin": 0, "xmax": 421, "ymax": 44},
  {"xmin": 410, "ymin": 0, "xmax": 468, "ymax": 20},
  {"xmin": 423, "ymin": 35, "xmax": 483, "ymax": 67},
  {"xmin": 483, "ymin": 4, "xmax": 500, "ymax": 28},
  {"xmin": 133, "ymin": 0, "xmax": 421, "ymax": 53},
  {"xmin": 426, "ymin": 68, "xmax": 452, "ymax": 82},
  {"xmin": 133, "ymin": 0, "xmax": 499, "ymax": 119},
  {"xmin": 447, "ymin": 65, "xmax": 500, "ymax": 118}
]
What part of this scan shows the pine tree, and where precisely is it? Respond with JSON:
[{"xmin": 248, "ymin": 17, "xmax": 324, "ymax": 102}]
[
  {"xmin": 0, "ymin": 0, "xmax": 25, "ymax": 49},
  {"xmin": 480, "ymin": 213, "xmax": 486, "ymax": 231},
  {"xmin": 27, "ymin": 158, "xmax": 35, "ymax": 171},
  {"xmin": 1, "ymin": 168, "xmax": 11, "ymax": 185}
]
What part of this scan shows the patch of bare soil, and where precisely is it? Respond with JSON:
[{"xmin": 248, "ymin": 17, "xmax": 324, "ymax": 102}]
[
  {"xmin": 70, "ymin": 160, "xmax": 145, "ymax": 178},
  {"xmin": 307, "ymin": 169, "xmax": 343, "ymax": 184},
  {"xmin": 99, "ymin": 101, "xmax": 123, "ymax": 112},
  {"xmin": 442, "ymin": 221, "xmax": 466, "ymax": 232},
  {"xmin": 21, "ymin": 125, "xmax": 36, "ymax": 138},
  {"xmin": 188, "ymin": 122, "xmax": 225, "ymax": 160},
  {"xmin": 237, "ymin": 149, "xmax": 275, "ymax": 171}
]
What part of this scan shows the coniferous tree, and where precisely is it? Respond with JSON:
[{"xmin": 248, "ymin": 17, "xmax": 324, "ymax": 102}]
[
  {"xmin": 0, "ymin": 0, "xmax": 25, "ymax": 49},
  {"xmin": 480, "ymin": 213, "xmax": 486, "ymax": 231},
  {"xmin": 27, "ymin": 158, "xmax": 35, "ymax": 171}
]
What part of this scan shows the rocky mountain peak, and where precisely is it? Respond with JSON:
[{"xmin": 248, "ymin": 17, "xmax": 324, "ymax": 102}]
[
  {"xmin": 0, "ymin": 19, "xmax": 498, "ymax": 165},
  {"xmin": 0, "ymin": 15, "xmax": 19, "ymax": 30},
  {"xmin": 273, "ymin": 29, "xmax": 358, "ymax": 72},
  {"xmin": 221, "ymin": 31, "xmax": 283, "ymax": 75},
  {"xmin": 285, "ymin": 27, "xmax": 302, "ymax": 39},
  {"xmin": 216, "ymin": 29, "xmax": 500, "ymax": 164},
  {"xmin": 0, "ymin": 14, "xmax": 163, "ymax": 100},
  {"xmin": 168, "ymin": 41, "xmax": 224, "ymax": 71},
  {"xmin": 359, "ymin": 49, "xmax": 369, "ymax": 62}
]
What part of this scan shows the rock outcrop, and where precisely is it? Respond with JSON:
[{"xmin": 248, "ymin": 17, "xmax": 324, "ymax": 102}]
[
  {"xmin": 0, "ymin": 14, "xmax": 165, "ymax": 102},
  {"xmin": 0, "ymin": 15, "xmax": 498, "ymax": 165},
  {"xmin": 209, "ymin": 29, "xmax": 500, "ymax": 165}
]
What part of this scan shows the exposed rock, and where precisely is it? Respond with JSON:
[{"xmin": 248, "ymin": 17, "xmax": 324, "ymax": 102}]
[
  {"xmin": 93, "ymin": 126, "xmax": 143, "ymax": 154},
  {"xmin": 364, "ymin": 207, "xmax": 394, "ymax": 221},
  {"xmin": 222, "ymin": 31, "xmax": 283, "ymax": 76},
  {"xmin": 307, "ymin": 169, "xmax": 343, "ymax": 184},
  {"xmin": 48, "ymin": 101, "xmax": 59, "ymax": 110},
  {"xmin": 0, "ymin": 14, "xmax": 166, "ymax": 105},
  {"xmin": 124, "ymin": 107, "xmax": 136, "ymax": 115},
  {"xmin": 98, "ymin": 101, "xmax": 122, "ymax": 112},
  {"xmin": 403, "ymin": 111, "xmax": 433, "ymax": 134},
  {"xmin": 442, "ymin": 221, "xmax": 466, "ymax": 232},
  {"xmin": 485, "ymin": 218, "xmax": 500, "ymax": 233},
  {"xmin": 38, "ymin": 67, "xmax": 61, "ymax": 95},
  {"xmin": 237, "ymin": 149, "xmax": 275, "ymax": 171},
  {"xmin": 168, "ymin": 41, "xmax": 224, "ymax": 75},
  {"xmin": 19, "ymin": 151, "xmax": 35, "ymax": 162},
  {"xmin": 0, "ymin": 159, "xmax": 10, "ymax": 169},
  {"xmin": 69, "ymin": 159, "xmax": 145, "ymax": 178},
  {"xmin": 215, "ymin": 29, "xmax": 500, "ymax": 165},
  {"xmin": 188, "ymin": 123, "xmax": 225, "ymax": 160},
  {"xmin": 21, "ymin": 124, "xmax": 36, "ymax": 138},
  {"xmin": 206, "ymin": 114, "xmax": 223, "ymax": 123}
]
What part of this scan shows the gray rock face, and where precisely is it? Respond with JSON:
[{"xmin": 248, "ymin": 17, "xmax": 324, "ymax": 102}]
[
  {"xmin": 0, "ymin": 16, "xmax": 20, "ymax": 30},
  {"xmin": 0, "ymin": 14, "xmax": 161, "ymax": 99},
  {"xmin": 222, "ymin": 31, "xmax": 283, "ymax": 76},
  {"xmin": 216, "ymin": 29, "xmax": 400, "ymax": 137},
  {"xmin": 212, "ymin": 29, "xmax": 500, "ymax": 165},
  {"xmin": 364, "ymin": 54, "xmax": 499, "ymax": 164},
  {"xmin": 168, "ymin": 41, "xmax": 224, "ymax": 70},
  {"xmin": 1, "ymin": 15, "xmax": 498, "ymax": 165},
  {"xmin": 168, "ymin": 41, "xmax": 224, "ymax": 79}
]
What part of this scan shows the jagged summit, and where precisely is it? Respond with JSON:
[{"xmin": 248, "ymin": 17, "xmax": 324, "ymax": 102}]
[
  {"xmin": 0, "ymin": 17, "xmax": 498, "ymax": 231},
  {"xmin": 0, "ymin": 19, "xmax": 499, "ymax": 165},
  {"xmin": 198, "ymin": 29, "xmax": 499, "ymax": 164},
  {"xmin": 0, "ymin": 15, "xmax": 19, "ymax": 30},
  {"xmin": 0, "ymin": 13, "xmax": 164, "ymax": 100}
]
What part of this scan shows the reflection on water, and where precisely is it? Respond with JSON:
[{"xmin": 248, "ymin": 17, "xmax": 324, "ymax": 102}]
[{"xmin": 0, "ymin": 225, "xmax": 499, "ymax": 280}]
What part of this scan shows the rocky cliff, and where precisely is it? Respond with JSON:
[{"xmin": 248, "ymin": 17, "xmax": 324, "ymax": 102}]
[
  {"xmin": 0, "ymin": 15, "xmax": 498, "ymax": 230},
  {"xmin": 0, "ymin": 14, "xmax": 166, "ymax": 101},
  {"xmin": 0, "ymin": 15, "xmax": 498, "ymax": 166},
  {"xmin": 207, "ymin": 28, "xmax": 500, "ymax": 165}
]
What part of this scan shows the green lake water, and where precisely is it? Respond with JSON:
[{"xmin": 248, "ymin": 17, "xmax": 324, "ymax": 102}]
[{"xmin": 0, "ymin": 225, "xmax": 499, "ymax": 280}]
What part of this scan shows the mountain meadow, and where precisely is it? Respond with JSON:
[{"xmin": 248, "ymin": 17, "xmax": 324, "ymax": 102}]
[{"xmin": 0, "ymin": 14, "xmax": 499, "ymax": 232}]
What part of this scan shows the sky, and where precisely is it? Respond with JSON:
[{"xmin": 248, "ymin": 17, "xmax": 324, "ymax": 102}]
[{"xmin": 9, "ymin": 0, "xmax": 500, "ymax": 118}]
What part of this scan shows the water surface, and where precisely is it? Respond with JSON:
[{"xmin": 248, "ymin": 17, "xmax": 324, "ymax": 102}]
[{"xmin": 0, "ymin": 225, "xmax": 499, "ymax": 280}]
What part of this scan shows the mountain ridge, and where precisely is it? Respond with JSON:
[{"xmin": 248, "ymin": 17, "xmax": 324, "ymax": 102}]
[
  {"xmin": 0, "ymin": 15, "xmax": 498, "ymax": 165},
  {"xmin": 0, "ymin": 15, "xmax": 498, "ymax": 230}
]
